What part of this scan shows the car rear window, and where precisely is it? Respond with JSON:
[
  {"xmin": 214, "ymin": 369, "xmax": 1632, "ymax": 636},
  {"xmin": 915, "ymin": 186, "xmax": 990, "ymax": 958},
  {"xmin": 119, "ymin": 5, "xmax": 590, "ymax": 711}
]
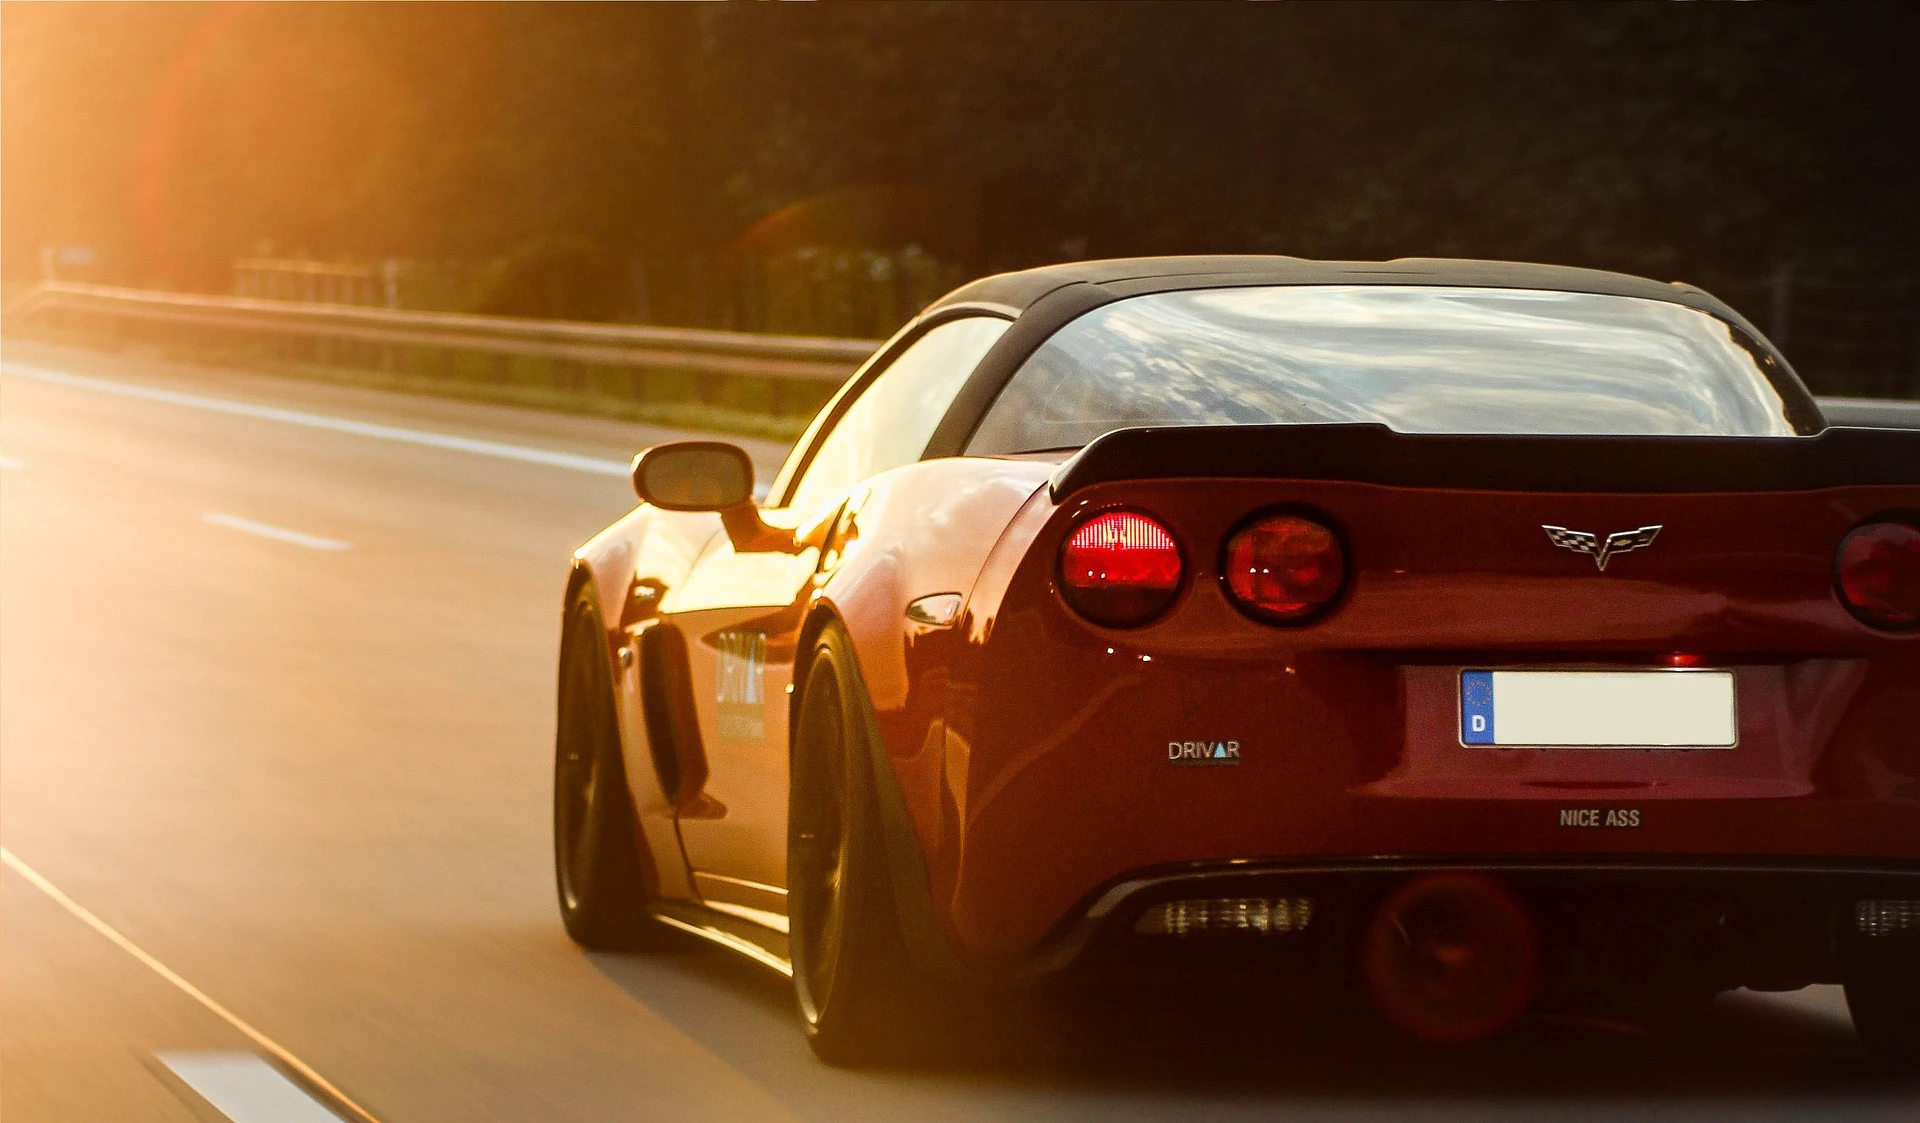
[{"xmin": 965, "ymin": 285, "xmax": 1811, "ymax": 455}]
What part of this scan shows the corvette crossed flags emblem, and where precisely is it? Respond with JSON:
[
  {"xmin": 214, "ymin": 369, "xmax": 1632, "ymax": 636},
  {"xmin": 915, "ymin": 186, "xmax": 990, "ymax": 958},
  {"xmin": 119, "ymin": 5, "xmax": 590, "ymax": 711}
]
[{"xmin": 1541, "ymin": 524, "xmax": 1663, "ymax": 571}]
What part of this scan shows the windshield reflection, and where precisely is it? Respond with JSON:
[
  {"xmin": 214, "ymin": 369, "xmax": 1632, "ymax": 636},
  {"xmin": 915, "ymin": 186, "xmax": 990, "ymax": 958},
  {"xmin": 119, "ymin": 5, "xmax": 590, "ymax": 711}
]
[{"xmin": 968, "ymin": 286, "xmax": 1801, "ymax": 454}]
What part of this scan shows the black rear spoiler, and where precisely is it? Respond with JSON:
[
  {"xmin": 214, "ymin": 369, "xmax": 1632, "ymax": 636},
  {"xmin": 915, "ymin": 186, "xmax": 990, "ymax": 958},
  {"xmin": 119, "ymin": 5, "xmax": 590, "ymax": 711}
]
[
  {"xmin": 1818, "ymin": 397, "xmax": 1920, "ymax": 431},
  {"xmin": 1048, "ymin": 423, "xmax": 1920, "ymax": 500}
]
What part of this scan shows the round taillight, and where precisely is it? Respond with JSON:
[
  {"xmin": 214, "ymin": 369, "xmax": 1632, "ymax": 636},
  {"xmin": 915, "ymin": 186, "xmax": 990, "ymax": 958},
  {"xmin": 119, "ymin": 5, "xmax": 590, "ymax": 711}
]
[
  {"xmin": 1221, "ymin": 512, "xmax": 1347, "ymax": 624},
  {"xmin": 1059, "ymin": 510, "xmax": 1184, "ymax": 628},
  {"xmin": 1835, "ymin": 519, "xmax": 1920, "ymax": 631}
]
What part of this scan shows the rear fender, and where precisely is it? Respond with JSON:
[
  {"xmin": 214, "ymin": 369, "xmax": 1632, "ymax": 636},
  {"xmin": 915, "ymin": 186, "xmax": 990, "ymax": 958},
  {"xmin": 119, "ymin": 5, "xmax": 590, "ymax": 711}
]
[{"xmin": 797, "ymin": 457, "xmax": 1053, "ymax": 974}]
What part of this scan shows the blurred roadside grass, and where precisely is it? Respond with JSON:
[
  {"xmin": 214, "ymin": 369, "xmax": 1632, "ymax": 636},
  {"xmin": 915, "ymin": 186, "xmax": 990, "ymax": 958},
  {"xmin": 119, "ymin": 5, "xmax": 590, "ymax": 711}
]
[{"xmin": 10, "ymin": 319, "xmax": 828, "ymax": 443}]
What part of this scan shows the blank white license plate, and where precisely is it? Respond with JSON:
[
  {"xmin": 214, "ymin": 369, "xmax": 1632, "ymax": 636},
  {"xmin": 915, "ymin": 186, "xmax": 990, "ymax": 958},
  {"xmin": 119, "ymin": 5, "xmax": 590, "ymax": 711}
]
[{"xmin": 1459, "ymin": 670, "xmax": 1737, "ymax": 747}]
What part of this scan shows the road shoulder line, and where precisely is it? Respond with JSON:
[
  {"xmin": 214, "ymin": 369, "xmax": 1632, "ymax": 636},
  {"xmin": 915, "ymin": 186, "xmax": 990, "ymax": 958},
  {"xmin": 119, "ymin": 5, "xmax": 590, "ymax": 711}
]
[
  {"xmin": 0, "ymin": 847, "xmax": 385, "ymax": 1123},
  {"xmin": 201, "ymin": 512, "xmax": 351, "ymax": 552},
  {"xmin": 0, "ymin": 361, "xmax": 630, "ymax": 478}
]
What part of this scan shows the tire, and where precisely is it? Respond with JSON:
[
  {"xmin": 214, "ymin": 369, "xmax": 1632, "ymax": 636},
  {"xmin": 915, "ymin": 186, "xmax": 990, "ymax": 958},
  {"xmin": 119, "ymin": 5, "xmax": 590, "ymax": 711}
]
[
  {"xmin": 553, "ymin": 586, "xmax": 667, "ymax": 950},
  {"xmin": 788, "ymin": 622, "xmax": 936, "ymax": 1065},
  {"xmin": 1845, "ymin": 965, "xmax": 1920, "ymax": 1064}
]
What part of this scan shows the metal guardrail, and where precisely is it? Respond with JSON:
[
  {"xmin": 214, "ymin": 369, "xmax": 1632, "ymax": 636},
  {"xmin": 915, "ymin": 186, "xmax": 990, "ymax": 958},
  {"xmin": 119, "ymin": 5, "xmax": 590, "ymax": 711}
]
[
  {"xmin": 7, "ymin": 281, "xmax": 879, "ymax": 384},
  {"xmin": 6, "ymin": 281, "xmax": 1914, "ymax": 430}
]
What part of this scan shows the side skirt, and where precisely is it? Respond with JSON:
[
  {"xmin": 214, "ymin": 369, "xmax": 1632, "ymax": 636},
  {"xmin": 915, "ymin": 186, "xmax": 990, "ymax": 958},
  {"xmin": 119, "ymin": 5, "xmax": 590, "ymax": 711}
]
[{"xmin": 651, "ymin": 901, "xmax": 793, "ymax": 979}]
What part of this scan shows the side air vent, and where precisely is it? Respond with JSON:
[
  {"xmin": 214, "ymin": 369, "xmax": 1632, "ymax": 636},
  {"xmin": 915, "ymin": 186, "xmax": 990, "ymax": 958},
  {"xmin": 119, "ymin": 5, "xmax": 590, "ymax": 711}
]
[{"xmin": 637, "ymin": 621, "xmax": 707, "ymax": 806}]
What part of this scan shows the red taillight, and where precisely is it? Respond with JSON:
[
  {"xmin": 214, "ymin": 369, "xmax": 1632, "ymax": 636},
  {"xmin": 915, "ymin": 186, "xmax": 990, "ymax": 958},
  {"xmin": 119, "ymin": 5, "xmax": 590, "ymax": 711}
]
[
  {"xmin": 1221, "ymin": 512, "xmax": 1347, "ymax": 624},
  {"xmin": 1059, "ymin": 511, "xmax": 1184, "ymax": 628},
  {"xmin": 1835, "ymin": 519, "xmax": 1920, "ymax": 631}
]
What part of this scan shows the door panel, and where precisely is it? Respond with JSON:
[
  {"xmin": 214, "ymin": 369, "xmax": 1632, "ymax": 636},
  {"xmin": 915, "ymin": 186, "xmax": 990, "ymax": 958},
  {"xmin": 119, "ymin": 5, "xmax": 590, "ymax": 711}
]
[
  {"xmin": 669, "ymin": 536, "xmax": 820, "ymax": 894},
  {"xmin": 667, "ymin": 314, "xmax": 1012, "ymax": 899}
]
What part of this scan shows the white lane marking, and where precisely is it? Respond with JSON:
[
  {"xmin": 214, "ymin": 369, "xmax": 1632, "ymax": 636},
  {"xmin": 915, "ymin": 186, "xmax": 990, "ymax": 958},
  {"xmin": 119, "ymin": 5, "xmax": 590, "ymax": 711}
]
[
  {"xmin": 201, "ymin": 513, "xmax": 351, "ymax": 552},
  {"xmin": 0, "ymin": 454, "xmax": 23, "ymax": 469},
  {"xmin": 157, "ymin": 1052, "xmax": 346, "ymax": 1123},
  {"xmin": 0, "ymin": 848, "xmax": 384, "ymax": 1123},
  {"xmin": 0, "ymin": 362, "xmax": 630, "ymax": 477}
]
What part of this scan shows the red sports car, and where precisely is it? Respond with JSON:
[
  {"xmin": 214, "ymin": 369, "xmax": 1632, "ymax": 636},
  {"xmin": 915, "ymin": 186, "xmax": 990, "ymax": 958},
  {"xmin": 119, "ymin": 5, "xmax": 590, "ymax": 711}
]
[{"xmin": 552, "ymin": 257, "xmax": 1920, "ymax": 1062}]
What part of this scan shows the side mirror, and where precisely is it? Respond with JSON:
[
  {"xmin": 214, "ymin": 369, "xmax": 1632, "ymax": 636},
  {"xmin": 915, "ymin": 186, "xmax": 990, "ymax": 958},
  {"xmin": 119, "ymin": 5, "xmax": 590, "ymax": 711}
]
[
  {"xmin": 632, "ymin": 442, "xmax": 752, "ymax": 511},
  {"xmin": 631, "ymin": 442, "xmax": 794, "ymax": 554}
]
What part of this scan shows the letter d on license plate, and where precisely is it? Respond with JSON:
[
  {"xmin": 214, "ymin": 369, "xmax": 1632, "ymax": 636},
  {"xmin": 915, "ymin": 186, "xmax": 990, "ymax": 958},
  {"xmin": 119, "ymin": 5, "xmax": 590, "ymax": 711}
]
[{"xmin": 1460, "ymin": 669, "xmax": 1736, "ymax": 748}]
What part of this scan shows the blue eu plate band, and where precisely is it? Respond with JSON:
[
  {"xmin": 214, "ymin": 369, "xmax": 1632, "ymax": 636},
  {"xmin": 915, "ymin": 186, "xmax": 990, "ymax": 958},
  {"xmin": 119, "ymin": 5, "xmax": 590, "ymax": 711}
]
[{"xmin": 1461, "ymin": 670, "xmax": 1496, "ymax": 745}]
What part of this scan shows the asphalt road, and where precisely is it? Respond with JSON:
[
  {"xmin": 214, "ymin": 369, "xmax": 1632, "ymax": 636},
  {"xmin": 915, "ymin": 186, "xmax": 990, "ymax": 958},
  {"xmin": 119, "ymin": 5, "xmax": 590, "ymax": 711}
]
[{"xmin": 3, "ymin": 339, "xmax": 1915, "ymax": 1122}]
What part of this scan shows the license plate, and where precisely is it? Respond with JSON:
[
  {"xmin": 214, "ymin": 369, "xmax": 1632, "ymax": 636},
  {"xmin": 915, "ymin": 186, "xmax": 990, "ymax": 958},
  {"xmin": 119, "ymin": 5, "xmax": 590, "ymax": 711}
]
[{"xmin": 1459, "ymin": 670, "xmax": 1736, "ymax": 748}]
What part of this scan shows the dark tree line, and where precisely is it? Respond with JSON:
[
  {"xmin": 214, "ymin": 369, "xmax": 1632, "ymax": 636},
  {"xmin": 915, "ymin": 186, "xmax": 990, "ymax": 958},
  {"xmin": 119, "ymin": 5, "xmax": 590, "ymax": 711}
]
[{"xmin": 5, "ymin": 2, "xmax": 1917, "ymax": 385}]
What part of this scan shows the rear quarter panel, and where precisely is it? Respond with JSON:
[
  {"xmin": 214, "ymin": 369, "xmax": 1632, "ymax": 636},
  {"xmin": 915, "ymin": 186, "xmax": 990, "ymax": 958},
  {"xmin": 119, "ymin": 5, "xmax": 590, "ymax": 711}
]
[{"xmin": 809, "ymin": 457, "xmax": 1053, "ymax": 897}]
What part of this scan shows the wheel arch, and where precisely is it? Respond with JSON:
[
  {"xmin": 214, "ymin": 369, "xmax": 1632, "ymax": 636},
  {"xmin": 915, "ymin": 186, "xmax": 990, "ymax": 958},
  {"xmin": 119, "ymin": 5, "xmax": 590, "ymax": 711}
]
[
  {"xmin": 565, "ymin": 550, "xmax": 629, "ymax": 668},
  {"xmin": 788, "ymin": 601, "xmax": 844, "ymax": 758},
  {"xmin": 789, "ymin": 599, "xmax": 985, "ymax": 983},
  {"xmin": 560, "ymin": 558, "xmax": 620, "ymax": 707},
  {"xmin": 561, "ymin": 553, "xmax": 688, "ymax": 903}
]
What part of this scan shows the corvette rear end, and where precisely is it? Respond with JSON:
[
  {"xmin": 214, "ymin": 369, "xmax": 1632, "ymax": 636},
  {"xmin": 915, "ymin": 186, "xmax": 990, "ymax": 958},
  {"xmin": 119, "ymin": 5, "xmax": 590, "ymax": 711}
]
[{"xmin": 920, "ymin": 429, "xmax": 1919, "ymax": 1044}]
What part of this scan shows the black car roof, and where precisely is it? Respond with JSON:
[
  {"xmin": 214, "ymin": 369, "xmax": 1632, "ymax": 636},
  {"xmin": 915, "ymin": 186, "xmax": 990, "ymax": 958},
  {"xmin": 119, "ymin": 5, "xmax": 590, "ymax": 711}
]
[{"xmin": 929, "ymin": 255, "xmax": 1752, "ymax": 330}]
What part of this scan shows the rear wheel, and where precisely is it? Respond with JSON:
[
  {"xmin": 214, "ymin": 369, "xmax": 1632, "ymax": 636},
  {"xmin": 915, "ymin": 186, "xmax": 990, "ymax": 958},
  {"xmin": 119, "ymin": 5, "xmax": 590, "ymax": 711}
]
[
  {"xmin": 554, "ymin": 587, "xmax": 666, "ymax": 950},
  {"xmin": 1845, "ymin": 966, "xmax": 1920, "ymax": 1063},
  {"xmin": 788, "ymin": 622, "xmax": 936, "ymax": 1065}
]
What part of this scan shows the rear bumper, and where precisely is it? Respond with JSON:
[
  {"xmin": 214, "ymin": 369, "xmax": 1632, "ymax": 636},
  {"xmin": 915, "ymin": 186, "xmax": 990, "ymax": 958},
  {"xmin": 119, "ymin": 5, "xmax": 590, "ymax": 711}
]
[{"xmin": 1023, "ymin": 856, "xmax": 1920, "ymax": 994}]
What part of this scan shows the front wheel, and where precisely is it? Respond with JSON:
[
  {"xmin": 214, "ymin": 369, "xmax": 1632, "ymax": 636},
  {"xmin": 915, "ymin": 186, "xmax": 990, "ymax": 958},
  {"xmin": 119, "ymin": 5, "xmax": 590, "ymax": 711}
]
[
  {"xmin": 1846, "ymin": 965, "xmax": 1920, "ymax": 1064},
  {"xmin": 554, "ymin": 587, "xmax": 667, "ymax": 950},
  {"xmin": 788, "ymin": 622, "xmax": 939, "ymax": 1064}
]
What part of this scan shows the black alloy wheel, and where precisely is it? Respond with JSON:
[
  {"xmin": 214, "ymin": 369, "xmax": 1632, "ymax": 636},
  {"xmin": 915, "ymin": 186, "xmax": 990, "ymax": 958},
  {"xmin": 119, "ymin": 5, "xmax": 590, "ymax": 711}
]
[
  {"xmin": 788, "ymin": 622, "xmax": 930, "ymax": 1064},
  {"xmin": 553, "ymin": 587, "xmax": 664, "ymax": 949}
]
